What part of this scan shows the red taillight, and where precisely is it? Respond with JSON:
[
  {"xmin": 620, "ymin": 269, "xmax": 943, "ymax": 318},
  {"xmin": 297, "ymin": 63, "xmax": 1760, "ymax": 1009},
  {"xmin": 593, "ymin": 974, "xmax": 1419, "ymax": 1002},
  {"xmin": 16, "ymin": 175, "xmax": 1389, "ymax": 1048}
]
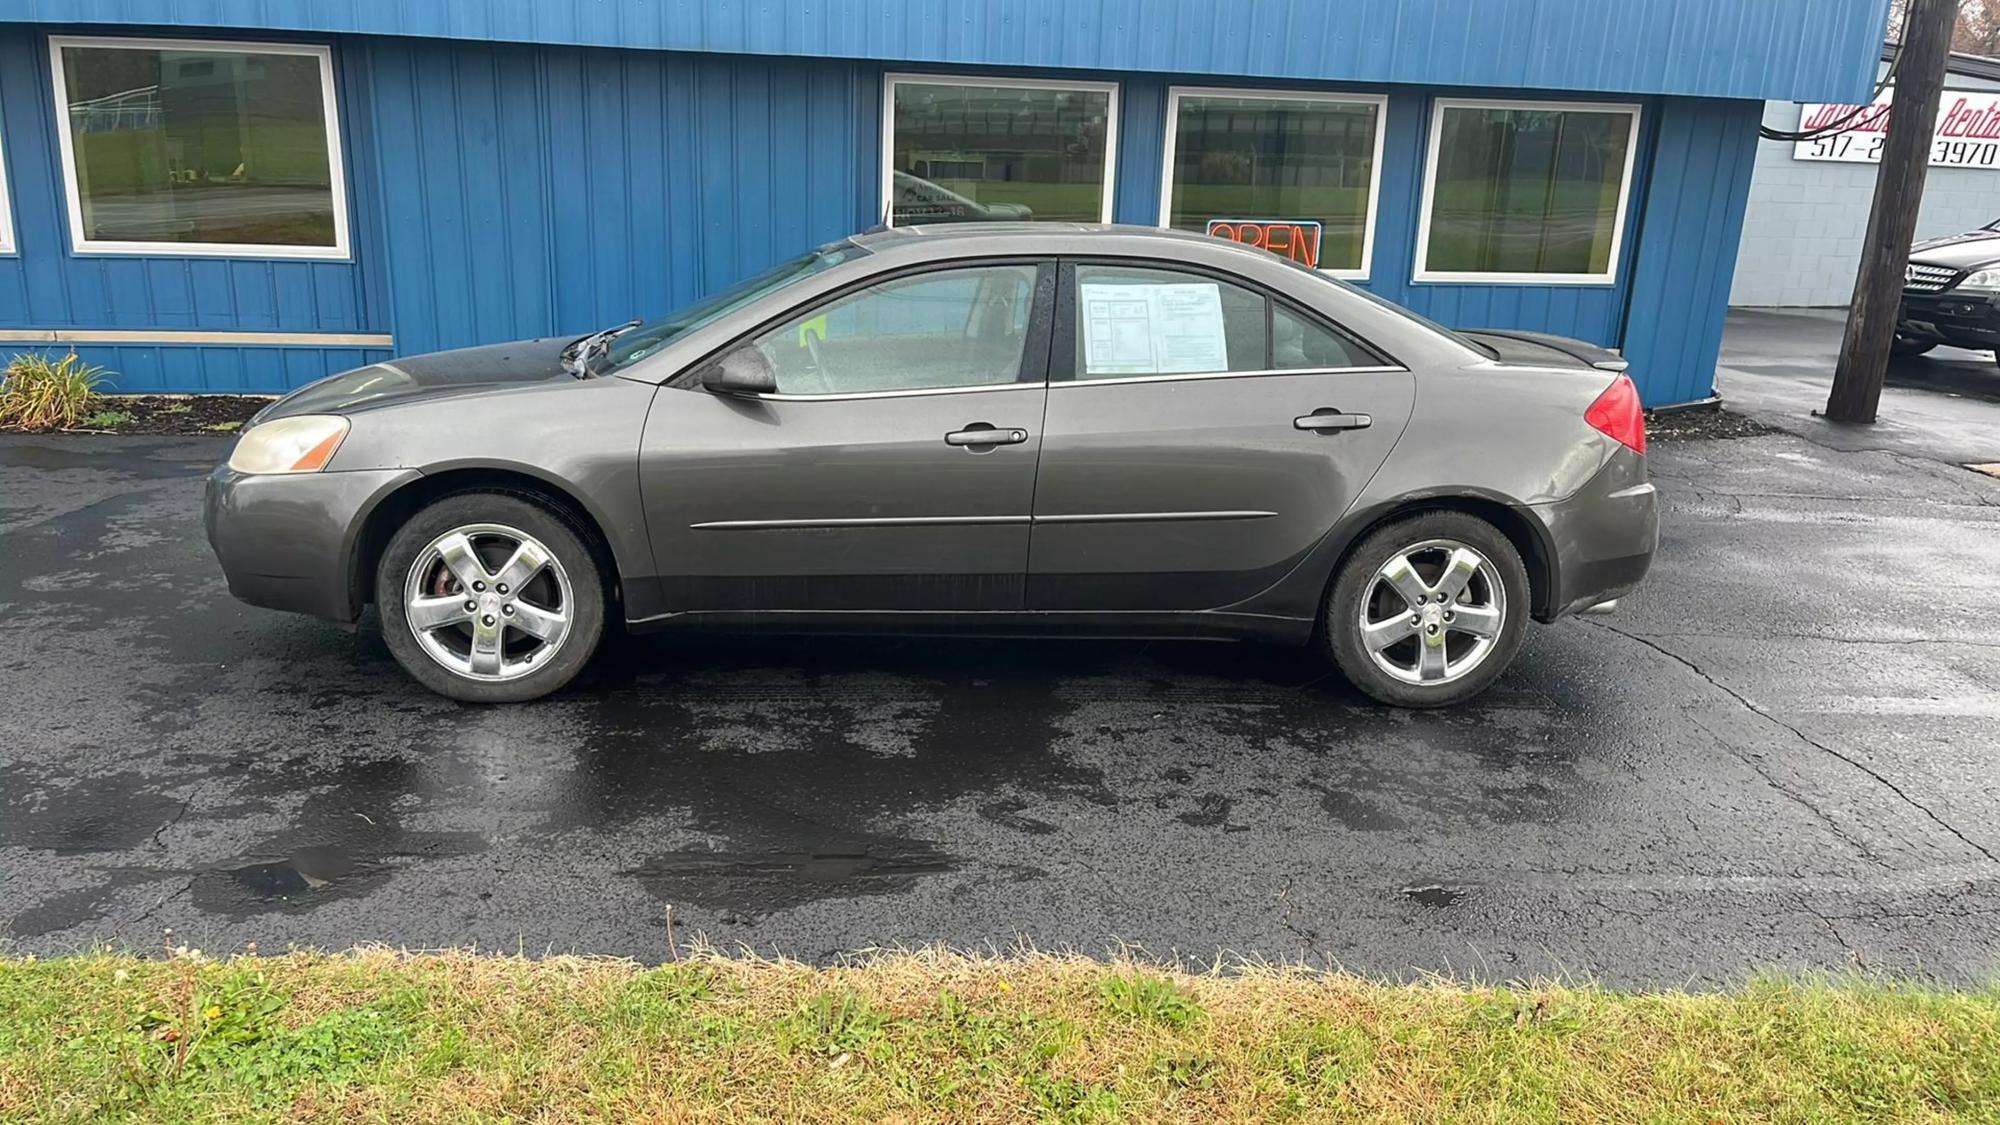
[{"xmin": 1585, "ymin": 373, "xmax": 1646, "ymax": 455}]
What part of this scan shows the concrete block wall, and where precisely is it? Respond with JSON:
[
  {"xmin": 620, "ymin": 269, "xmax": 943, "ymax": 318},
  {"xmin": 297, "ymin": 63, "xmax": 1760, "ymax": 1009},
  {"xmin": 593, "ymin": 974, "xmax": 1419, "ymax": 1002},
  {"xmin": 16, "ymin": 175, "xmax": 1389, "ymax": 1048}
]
[{"xmin": 1731, "ymin": 79, "xmax": 2000, "ymax": 308}]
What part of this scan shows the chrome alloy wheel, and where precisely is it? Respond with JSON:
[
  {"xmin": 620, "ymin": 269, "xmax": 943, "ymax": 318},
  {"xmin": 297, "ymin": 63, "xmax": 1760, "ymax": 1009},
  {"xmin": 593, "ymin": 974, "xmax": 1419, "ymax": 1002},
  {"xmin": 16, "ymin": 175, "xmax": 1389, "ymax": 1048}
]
[
  {"xmin": 402, "ymin": 523, "xmax": 574, "ymax": 682},
  {"xmin": 1357, "ymin": 538, "xmax": 1507, "ymax": 686}
]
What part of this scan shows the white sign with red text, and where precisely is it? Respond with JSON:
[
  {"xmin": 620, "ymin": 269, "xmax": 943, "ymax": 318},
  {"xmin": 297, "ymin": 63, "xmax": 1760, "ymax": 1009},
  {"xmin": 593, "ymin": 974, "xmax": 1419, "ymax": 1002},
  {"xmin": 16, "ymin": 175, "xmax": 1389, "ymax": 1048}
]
[{"xmin": 1794, "ymin": 88, "xmax": 2000, "ymax": 169}]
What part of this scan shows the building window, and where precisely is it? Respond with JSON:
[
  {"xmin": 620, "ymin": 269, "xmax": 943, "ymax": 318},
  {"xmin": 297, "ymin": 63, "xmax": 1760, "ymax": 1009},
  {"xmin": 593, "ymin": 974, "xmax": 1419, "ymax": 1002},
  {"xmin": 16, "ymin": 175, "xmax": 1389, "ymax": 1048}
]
[
  {"xmin": 1415, "ymin": 99, "xmax": 1642, "ymax": 285},
  {"xmin": 1159, "ymin": 89, "xmax": 1386, "ymax": 279},
  {"xmin": 48, "ymin": 36, "xmax": 349, "ymax": 259},
  {"xmin": 883, "ymin": 75, "xmax": 1117, "ymax": 226}
]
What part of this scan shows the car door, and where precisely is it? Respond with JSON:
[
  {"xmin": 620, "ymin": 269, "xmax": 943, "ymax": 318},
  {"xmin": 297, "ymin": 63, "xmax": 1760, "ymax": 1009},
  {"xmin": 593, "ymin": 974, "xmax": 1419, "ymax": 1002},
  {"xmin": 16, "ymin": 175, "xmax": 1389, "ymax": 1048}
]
[
  {"xmin": 1027, "ymin": 259, "xmax": 1416, "ymax": 611},
  {"xmin": 640, "ymin": 261, "xmax": 1053, "ymax": 613}
]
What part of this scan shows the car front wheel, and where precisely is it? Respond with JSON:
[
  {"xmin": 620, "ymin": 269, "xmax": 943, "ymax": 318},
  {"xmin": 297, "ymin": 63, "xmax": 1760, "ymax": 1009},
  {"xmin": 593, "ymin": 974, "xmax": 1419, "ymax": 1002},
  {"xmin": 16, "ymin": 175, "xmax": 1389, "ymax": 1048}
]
[
  {"xmin": 1323, "ymin": 512, "xmax": 1529, "ymax": 708},
  {"xmin": 376, "ymin": 492, "xmax": 606, "ymax": 703}
]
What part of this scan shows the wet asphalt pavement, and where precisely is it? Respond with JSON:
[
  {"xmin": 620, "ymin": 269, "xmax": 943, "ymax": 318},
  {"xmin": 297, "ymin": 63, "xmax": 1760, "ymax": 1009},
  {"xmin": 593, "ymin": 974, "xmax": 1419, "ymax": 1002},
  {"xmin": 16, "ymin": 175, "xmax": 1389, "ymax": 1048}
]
[{"xmin": 3, "ymin": 413, "xmax": 1999, "ymax": 986}]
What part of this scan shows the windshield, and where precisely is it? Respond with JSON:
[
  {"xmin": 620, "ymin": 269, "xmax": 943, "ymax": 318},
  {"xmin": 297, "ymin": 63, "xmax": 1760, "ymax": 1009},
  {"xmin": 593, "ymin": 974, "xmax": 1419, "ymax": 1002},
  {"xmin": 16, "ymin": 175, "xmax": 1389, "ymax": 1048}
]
[{"xmin": 599, "ymin": 242, "xmax": 869, "ymax": 371}]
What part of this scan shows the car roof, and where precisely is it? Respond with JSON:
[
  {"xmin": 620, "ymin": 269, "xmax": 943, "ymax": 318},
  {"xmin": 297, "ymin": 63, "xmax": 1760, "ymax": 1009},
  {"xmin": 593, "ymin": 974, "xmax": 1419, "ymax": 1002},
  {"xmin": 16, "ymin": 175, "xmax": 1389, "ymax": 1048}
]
[{"xmin": 848, "ymin": 222, "xmax": 1251, "ymax": 257}]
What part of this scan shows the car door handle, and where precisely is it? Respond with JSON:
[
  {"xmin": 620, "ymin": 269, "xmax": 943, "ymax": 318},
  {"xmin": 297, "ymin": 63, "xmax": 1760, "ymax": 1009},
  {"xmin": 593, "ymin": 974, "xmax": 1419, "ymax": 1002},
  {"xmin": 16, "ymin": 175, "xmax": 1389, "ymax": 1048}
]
[
  {"xmin": 1294, "ymin": 410, "xmax": 1372, "ymax": 433},
  {"xmin": 945, "ymin": 425, "xmax": 1029, "ymax": 448}
]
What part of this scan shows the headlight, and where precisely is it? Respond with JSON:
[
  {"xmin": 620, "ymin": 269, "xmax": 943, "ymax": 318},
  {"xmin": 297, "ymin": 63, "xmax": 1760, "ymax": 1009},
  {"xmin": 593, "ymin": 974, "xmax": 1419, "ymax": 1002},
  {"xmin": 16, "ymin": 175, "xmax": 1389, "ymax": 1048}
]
[
  {"xmin": 1958, "ymin": 269, "xmax": 2000, "ymax": 293},
  {"xmin": 226, "ymin": 415, "xmax": 351, "ymax": 474}
]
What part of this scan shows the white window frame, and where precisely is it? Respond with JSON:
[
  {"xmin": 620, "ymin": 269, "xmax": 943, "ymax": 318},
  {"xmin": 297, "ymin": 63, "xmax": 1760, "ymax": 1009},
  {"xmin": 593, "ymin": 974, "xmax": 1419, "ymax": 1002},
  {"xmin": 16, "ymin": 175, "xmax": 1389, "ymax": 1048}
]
[
  {"xmin": 1156, "ymin": 86, "xmax": 1388, "ymax": 281},
  {"xmin": 881, "ymin": 72, "xmax": 1120, "ymax": 228},
  {"xmin": 0, "ymin": 113, "xmax": 16, "ymax": 255},
  {"xmin": 1413, "ymin": 97, "xmax": 1643, "ymax": 286},
  {"xmin": 47, "ymin": 35, "xmax": 352, "ymax": 261}
]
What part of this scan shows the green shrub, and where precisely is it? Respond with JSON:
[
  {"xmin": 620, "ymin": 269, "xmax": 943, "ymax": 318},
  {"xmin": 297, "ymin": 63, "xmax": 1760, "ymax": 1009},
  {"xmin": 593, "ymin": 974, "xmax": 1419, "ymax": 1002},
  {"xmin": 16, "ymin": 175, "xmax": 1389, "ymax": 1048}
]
[{"xmin": 0, "ymin": 352, "xmax": 112, "ymax": 432}]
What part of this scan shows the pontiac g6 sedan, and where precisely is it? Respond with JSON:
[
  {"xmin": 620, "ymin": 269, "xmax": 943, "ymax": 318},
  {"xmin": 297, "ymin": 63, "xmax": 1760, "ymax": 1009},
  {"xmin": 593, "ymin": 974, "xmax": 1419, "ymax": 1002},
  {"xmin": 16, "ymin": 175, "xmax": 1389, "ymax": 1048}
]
[{"xmin": 206, "ymin": 224, "xmax": 1657, "ymax": 708}]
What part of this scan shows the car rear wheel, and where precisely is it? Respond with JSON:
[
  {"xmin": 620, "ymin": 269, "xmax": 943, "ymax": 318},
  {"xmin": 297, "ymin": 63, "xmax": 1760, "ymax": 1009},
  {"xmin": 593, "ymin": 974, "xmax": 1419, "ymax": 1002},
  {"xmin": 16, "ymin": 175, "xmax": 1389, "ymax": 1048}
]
[
  {"xmin": 1890, "ymin": 335, "xmax": 1937, "ymax": 357},
  {"xmin": 1323, "ymin": 512, "xmax": 1529, "ymax": 708},
  {"xmin": 376, "ymin": 492, "xmax": 605, "ymax": 703}
]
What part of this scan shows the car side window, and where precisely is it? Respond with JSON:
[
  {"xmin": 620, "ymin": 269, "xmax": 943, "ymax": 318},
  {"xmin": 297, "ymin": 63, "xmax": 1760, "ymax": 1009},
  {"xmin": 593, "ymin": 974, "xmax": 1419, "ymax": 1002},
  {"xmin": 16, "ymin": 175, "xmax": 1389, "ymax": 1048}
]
[
  {"xmin": 752, "ymin": 265, "xmax": 1040, "ymax": 395},
  {"xmin": 1273, "ymin": 303, "xmax": 1382, "ymax": 370},
  {"xmin": 1072, "ymin": 264, "xmax": 1266, "ymax": 379}
]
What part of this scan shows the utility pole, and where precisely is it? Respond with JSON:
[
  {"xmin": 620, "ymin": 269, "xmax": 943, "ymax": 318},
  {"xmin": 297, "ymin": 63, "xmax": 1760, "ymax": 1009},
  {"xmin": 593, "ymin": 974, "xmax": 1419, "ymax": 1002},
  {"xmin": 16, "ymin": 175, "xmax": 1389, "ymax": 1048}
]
[{"xmin": 1825, "ymin": 0, "xmax": 1960, "ymax": 424}]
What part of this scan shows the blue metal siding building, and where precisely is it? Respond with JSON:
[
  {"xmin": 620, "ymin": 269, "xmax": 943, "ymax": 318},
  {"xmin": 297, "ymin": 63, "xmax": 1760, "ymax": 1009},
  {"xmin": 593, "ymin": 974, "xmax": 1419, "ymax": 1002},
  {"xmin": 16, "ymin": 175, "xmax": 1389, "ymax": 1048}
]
[{"xmin": 0, "ymin": 1, "xmax": 1889, "ymax": 406}]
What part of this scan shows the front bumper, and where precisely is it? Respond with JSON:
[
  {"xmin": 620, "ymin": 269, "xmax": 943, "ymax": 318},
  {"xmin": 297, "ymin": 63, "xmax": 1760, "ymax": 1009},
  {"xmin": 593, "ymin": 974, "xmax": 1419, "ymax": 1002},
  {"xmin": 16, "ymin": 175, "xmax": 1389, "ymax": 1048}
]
[
  {"xmin": 204, "ymin": 465, "xmax": 418, "ymax": 623},
  {"xmin": 1898, "ymin": 291, "xmax": 2000, "ymax": 350},
  {"xmin": 1530, "ymin": 446, "xmax": 1658, "ymax": 621}
]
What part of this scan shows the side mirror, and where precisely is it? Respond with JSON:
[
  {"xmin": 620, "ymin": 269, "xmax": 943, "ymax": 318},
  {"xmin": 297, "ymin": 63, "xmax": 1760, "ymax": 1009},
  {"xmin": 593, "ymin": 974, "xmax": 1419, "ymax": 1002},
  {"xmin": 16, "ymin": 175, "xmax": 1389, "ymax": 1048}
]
[{"xmin": 699, "ymin": 348, "xmax": 777, "ymax": 396}]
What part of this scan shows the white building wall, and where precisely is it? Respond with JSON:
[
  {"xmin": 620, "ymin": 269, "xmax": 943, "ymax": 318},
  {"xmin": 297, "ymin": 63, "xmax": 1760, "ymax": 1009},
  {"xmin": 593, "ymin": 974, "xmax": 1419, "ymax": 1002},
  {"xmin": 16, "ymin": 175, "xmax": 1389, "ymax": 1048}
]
[{"xmin": 1730, "ymin": 71, "xmax": 2000, "ymax": 308}]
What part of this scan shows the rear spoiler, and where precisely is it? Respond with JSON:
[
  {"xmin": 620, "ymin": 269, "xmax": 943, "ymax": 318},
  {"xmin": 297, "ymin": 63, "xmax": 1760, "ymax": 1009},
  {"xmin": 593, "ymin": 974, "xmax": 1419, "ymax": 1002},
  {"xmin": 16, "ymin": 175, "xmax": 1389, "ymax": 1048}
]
[{"xmin": 1464, "ymin": 329, "xmax": 1630, "ymax": 373}]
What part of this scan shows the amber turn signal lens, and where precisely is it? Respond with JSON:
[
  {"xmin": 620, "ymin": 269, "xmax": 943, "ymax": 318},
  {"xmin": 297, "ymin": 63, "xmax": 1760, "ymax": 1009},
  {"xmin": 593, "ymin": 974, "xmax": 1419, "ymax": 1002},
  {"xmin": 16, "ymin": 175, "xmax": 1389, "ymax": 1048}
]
[{"xmin": 290, "ymin": 429, "xmax": 346, "ymax": 471}]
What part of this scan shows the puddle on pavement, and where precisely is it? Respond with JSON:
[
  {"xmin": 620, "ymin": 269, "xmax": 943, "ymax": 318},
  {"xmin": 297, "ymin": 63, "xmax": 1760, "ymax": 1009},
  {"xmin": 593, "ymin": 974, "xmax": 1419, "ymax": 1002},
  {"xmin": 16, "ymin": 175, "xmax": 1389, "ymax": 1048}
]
[
  {"xmin": 188, "ymin": 758, "xmax": 486, "ymax": 918},
  {"xmin": 623, "ymin": 844, "xmax": 955, "ymax": 919},
  {"xmin": 1402, "ymin": 884, "xmax": 1465, "ymax": 908},
  {"xmin": 217, "ymin": 845, "xmax": 364, "ymax": 900},
  {"xmin": 1318, "ymin": 787, "xmax": 1409, "ymax": 833},
  {"xmin": 978, "ymin": 799, "xmax": 1057, "ymax": 835},
  {"xmin": 0, "ymin": 766, "xmax": 189, "ymax": 854},
  {"xmin": 6, "ymin": 869, "xmax": 164, "ymax": 939}
]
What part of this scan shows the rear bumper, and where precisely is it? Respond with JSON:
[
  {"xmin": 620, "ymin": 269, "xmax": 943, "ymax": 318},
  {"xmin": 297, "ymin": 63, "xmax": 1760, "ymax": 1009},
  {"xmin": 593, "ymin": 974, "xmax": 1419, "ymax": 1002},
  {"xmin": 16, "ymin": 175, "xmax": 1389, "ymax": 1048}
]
[
  {"xmin": 1529, "ymin": 447, "xmax": 1657, "ymax": 621},
  {"xmin": 205, "ymin": 465, "xmax": 418, "ymax": 623},
  {"xmin": 1898, "ymin": 291, "xmax": 2000, "ymax": 350}
]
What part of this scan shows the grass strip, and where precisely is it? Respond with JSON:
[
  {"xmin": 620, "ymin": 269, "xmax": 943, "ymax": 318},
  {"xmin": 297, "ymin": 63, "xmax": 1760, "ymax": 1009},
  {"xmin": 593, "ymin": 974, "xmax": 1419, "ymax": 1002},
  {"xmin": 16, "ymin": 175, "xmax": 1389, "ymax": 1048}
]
[{"xmin": 2, "ymin": 948, "xmax": 1996, "ymax": 1123}]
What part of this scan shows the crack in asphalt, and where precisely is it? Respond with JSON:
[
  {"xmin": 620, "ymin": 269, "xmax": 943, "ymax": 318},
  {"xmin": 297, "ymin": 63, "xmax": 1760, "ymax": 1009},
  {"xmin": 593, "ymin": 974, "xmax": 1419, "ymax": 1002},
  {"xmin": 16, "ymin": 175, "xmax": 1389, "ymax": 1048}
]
[
  {"xmin": 1602, "ymin": 629, "xmax": 2000, "ymax": 651},
  {"xmin": 150, "ymin": 780, "xmax": 211, "ymax": 849},
  {"xmin": 1882, "ymin": 450, "xmax": 2000, "ymax": 506},
  {"xmin": 1584, "ymin": 620, "xmax": 2000, "ymax": 870},
  {"xmin": 1662, "ymin": 485, "xmax": 1999, "ymax": 509},
  {"xmin": 1678, "ymin": 707, "xmax": 1895, "ymax": 871},
  {"xmin": 1650, "ymin": 455, "xmax": 2000, "ymax": 511},
  {"xmin": 1274, "ymin": 875, "xmax": 1321, "ymax": 953},
  {"xmin": 1793, "ymin": 893, "xmax": 1851, "ymax": 951},
  {"xmin": 126, "ymin": 876, "xmax": 196, "ymax": 931}
]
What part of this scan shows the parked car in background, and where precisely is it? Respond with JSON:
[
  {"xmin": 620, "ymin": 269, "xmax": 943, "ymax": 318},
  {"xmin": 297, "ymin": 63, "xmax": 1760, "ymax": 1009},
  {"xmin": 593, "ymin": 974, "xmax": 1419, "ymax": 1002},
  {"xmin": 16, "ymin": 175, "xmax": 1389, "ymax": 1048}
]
[
  {"xmin": 1898, "ymin": 219, "xmax": 2000, "ymax": 361},
  {"xmin": 205, "ymin": 225, "xmax": 1656, "ymax": 708}
]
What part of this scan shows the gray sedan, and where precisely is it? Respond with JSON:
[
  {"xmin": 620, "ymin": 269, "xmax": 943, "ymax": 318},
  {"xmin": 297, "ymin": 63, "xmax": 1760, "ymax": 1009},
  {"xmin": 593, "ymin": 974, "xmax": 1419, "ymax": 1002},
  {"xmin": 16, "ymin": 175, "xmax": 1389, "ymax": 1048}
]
[{"xmin": 205, "ymin": 224, "xmax": 1656, "ymax": 707}]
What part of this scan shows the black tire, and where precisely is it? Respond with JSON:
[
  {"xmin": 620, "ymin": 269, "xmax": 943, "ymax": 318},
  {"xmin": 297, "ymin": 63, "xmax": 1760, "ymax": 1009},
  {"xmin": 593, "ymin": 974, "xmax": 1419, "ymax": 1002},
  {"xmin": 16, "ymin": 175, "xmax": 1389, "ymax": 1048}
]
[
  {"xmin": 376, "ymin": 491, "xmax": 606, "ymax": 703},
  {"xmin": 1321, "ymin": 511, "xmax": 1530, "ymax": 709},
  {"xmin": 1890, "ymin": 336, "xmax": 1937, "ymax": 357}
]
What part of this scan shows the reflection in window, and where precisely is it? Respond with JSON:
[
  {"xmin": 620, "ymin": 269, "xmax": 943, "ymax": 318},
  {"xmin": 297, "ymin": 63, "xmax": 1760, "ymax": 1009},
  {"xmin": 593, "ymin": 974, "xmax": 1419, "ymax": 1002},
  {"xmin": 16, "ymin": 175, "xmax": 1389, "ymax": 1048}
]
[
  {"xmin": 0, "ymin": 116, "xmax": 14, "ymax": 254},
  {"xmin": 753, "ymin": 265, "xmax": 1039, "ymax": 394},
  {"xmin": 1273, "ymin": 304, "xmax": 1377, "ymax": 370},
  {"xmin": 1420, "ymin": 102, "xmax": 1639, "ymax": 281},
  {"xmin": 1165, "ymin": 93, "xmax": 1381, "ymax": 275},
  {"xmin": 888, "ymin": 78, "xmax": 1114, "ymax": 225},
  {"xmin": 54, "ymin": 40, "xmax": 344, "ymax": 253}
]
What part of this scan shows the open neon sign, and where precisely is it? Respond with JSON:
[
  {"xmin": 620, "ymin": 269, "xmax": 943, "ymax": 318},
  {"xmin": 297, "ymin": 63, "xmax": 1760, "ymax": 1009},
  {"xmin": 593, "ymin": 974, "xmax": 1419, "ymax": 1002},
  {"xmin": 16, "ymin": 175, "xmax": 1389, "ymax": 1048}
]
[{"xmin": 1205, "ymin": 220, "xmax": 1324, "ymax": 270}]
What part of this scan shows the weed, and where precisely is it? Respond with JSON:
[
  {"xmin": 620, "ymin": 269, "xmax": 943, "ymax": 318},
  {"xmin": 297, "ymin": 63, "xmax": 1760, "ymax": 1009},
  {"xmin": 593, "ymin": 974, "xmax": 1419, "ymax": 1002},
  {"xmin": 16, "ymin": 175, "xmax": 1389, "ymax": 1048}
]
[
  {"xmin": 1146, "ymin": 1047, "xmax": 1218, "ymax": 1089},
  {"xmin": 0, "ymin": 352, "xmax": 112, "ymax": 431},
  {"xmin": 79, "ymin": 409, "xmax": 134, "ymax": 429},
  {"xmin": 1025, "ymin": 1071, "xmax": 1123, "ymax": 1123},
  {"xmin": 1263, "ymin": 1020, "xmax": 1369, "ymax": 1111},
  {"xmin": 1099, "ymin": 973, "xmax": 1202, "ymax": 1028},
  {"xmin": 775, "ymin": 990, "xmax": 890, "ymax": 1059}
]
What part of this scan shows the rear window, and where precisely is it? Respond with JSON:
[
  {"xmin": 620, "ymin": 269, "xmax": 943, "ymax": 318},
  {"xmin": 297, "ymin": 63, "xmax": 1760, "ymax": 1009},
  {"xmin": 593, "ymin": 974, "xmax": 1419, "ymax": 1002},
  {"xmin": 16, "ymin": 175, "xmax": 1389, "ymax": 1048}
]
[{"xmin": 1277, "ymin": 258, "xmax": 1497, "ymax": 360}]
